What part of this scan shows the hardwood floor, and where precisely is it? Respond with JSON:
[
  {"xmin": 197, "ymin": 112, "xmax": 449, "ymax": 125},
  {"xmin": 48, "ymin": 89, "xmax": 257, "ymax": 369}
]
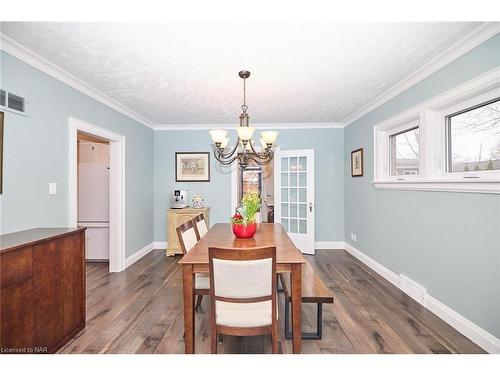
[{"xmin": 58, "ymin": 249, "xmax": 485, "ymax": 354}]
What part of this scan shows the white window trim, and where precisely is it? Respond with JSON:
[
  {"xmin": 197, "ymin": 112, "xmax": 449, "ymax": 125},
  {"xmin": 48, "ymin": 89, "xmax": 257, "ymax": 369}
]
[{"xmin": 373, "ymin": 67, "xmax": 500, "ymax": 194}]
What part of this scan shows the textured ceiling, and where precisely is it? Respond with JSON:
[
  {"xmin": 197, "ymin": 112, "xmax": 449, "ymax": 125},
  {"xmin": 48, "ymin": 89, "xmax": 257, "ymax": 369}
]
[{"xmin": 1, "ymin": 22, "xmax": 483, "ymax": 125}]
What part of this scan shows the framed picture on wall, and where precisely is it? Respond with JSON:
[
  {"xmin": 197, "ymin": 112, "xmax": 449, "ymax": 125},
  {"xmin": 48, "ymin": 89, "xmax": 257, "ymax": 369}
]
[
  {"xmin": 351, "ymin": 148, "xmax": 364, "ymax": 177},
  {"xmin": 175, "ymin": 152, "xmax": 210, "ymax": 182}
]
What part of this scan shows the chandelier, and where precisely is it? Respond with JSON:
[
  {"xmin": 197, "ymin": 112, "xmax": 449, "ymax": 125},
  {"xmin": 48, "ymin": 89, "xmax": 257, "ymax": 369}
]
[{"xmin": 209, "ymin": 71, "xmax": 278, "ymax": 170}]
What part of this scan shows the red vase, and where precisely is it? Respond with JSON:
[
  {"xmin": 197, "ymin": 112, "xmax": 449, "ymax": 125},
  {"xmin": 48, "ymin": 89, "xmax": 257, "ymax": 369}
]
[{"xmin": 232, "ymin": 223, "xmax": 257, "ymax": 239}]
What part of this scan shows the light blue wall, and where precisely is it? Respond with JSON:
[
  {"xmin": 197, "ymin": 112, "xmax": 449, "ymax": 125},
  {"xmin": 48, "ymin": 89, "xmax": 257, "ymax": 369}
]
[
  {"xmin": 344, "ymin": 34, "xmax": 500, "ymax": 337},
  {"xmin": 0, "ymin": 51, "xmax": 154, "ymax": 257},
  {"xmin": 154, "ymin": 128, "xmax": 344, "ymax": 242}
]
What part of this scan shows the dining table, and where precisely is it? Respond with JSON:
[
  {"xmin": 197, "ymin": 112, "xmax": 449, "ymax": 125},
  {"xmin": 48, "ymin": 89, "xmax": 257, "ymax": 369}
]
[{"xmin": 178, "ymin": 223, "xmax": 306, "ymax": 354}]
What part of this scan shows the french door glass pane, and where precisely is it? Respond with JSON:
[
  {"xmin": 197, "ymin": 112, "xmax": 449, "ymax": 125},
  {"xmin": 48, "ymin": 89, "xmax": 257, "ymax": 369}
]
[
  {"xmin": 281, "ymin": 188, "xmax": 288, "ymax": 202},
  {"xmin": 299, "ymin": 220, "xmax": 307, "ymax": 234},
  {"xmin": 290, "ymin": 219, "xmax": 298, "ymax": 233},
  {"xmin": 281, "ymin": 173, "xmax": 288, "ymax": 187},
  {"xmin": 281, "ymin": 157, "xmax": 289, "ymax": 172},
  {"xmin": 298, "ymin": 157, "xmax": 307, "ymax": 171},
  {"xmin": 299, "ymin": 204, "xmax": 307, "ymax": 219},
  {"xmin": 290, "ymin": 173, "xmax": 298, "ymax": 186},
  {"xmin": 281, "ymin": 203, "xmax": 289, "ymax": 217},
  {"xmin": 290, "ymin": 157, "xmax": 298, "ymax": 171},
  {"xmin": 290, "ymin": 188, "xmax": 298, "ymax": 202},
  {"xmin": 282, "ymin": 219, "xmax": 289, "ymax": 232},
  {"xmin": 290, "ymin": 203, "xmax": 298, "ymax": 218},
  {"xmin": 299, "ymin": 188, "xmax": 306, "ymax": 203},
  {"xmin": 299, "ymin": 172, "xmax": 307, "ymax": 187}
]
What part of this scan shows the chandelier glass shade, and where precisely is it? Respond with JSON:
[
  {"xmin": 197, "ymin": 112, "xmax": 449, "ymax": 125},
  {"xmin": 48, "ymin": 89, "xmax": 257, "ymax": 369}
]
[{"xmin": 209, "ymin": 71, "xmax": 278, "ymax": 169}]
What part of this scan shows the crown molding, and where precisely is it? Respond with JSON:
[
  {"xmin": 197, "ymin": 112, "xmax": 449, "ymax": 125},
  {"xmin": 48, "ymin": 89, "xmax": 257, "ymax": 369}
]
[
  {"xmin": 0, "ymin": 33, "xmax": 155, "ymax": 129},
  {"xmin": 342, "ymin": 22, "xmax": 500, "ymax": 127},
  {"xmin": 153, "ymin": 122, "xmax": 345, "ymax": 130}
]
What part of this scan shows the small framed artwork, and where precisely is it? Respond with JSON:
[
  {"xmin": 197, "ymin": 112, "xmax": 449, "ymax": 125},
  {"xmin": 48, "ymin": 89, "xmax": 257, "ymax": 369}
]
[
  {"xmin": 175, "ymin": 152, "xmax": 210, "ymax": 182},
  {"xmin": 351, "ymin": 148, "xmax": 364, "ymax": 177}
]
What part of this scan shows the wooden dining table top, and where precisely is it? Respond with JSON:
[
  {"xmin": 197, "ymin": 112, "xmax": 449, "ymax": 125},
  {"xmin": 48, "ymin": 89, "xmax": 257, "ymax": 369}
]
[{"xmin": 179, "ymin": 223, "xmax": 306, "ymax": 265}]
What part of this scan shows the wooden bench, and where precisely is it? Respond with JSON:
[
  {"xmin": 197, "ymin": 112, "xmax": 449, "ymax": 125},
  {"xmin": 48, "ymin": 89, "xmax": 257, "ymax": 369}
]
[{"xmin": 278, "ymin": 261, "xmax": 334, "ymax": 340}]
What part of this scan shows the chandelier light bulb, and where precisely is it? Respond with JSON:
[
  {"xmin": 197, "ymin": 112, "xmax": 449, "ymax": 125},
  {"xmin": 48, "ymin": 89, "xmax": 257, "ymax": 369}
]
[
  {"xmin": 261, "ymin": 131, "xmax": 279, "ymax": 145},
  {"xmin": 220, "ymin": 137, "xmax": 229, "ymax": 149},
  {"xmin": 209, "ymin": 129, "xmax": 227, "ymax": 144},
  {"xmin": 236, "ymin": 126, "xmax": 255, "ymax": 141}
]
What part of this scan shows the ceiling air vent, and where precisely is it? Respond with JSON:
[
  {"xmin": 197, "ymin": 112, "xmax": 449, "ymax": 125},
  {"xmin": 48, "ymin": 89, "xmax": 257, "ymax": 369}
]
[{"xmin": 0, "ymin": 89, "xmax": 27, "ymax": 115}]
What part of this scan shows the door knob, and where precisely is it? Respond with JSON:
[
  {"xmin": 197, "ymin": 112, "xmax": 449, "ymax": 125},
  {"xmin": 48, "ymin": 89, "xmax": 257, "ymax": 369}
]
[{"xmin": 309, "ymin": 203, "xmax": 313, "ymax": 212}]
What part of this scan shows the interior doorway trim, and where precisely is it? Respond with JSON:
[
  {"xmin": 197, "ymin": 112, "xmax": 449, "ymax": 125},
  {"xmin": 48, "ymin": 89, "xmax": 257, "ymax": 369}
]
[{"xmin": 68, "ymin": 117, "xmax": 126, "ymax": 272}]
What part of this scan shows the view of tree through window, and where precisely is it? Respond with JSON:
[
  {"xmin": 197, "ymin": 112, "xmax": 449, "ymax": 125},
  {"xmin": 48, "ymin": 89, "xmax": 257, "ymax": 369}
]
[
  {"xmin": 390, "ymin": 127, "xmax": 419, "ymax": 176},
  {"xmin": 448, "ymin": 99, "xmax": 500, "ymax": 172}
]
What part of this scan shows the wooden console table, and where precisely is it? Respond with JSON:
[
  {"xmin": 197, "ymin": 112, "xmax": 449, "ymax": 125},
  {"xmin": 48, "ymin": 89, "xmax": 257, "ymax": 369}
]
[{"xmin": 0, "ymin": 227, "xmax": 86, "ymax": 354}]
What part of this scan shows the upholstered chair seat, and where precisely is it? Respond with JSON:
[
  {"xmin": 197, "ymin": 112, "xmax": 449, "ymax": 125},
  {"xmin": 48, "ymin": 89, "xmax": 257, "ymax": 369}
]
[
  {"xmin": 195, "ymin": 273, "xmax": 210, "ymax": 289},
  {"xmin": 176, "ymin": 220, "xmax": 210, "ymax": 312},
  {"xmin": 194, "ymin": 214, "xmax": 209, "ymax": 238},
  {"xmin": 209, "ymin": 247, "xmax": 278, "ymax": 354}
]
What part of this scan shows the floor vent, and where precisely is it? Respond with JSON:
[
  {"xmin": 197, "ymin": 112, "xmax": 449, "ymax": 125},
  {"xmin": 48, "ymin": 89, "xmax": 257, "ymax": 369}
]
[{"xmin": 399, "ymin": 274, "xmax": 426, "ymax": 305}]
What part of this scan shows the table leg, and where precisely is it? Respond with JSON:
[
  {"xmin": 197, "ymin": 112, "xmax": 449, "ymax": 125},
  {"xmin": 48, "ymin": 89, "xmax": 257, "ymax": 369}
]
[
  {"xmin": 290, "ymin": 263, "xmax": 302, "ymax": 354},
  {"xmin": 182, "ymin": 264, "xmax": 195, "ymax": 354}
]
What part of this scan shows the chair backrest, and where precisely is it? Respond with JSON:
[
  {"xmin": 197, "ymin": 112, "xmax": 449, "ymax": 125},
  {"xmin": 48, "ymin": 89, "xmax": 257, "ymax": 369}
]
[
  {"xmin": 176, "ymin": 220, "xmax": 200, "ymax": 254},
  {"xmin": 209, "ymin": 247, "xmax": 277, "ymax": 328},
  {"xmin": 193, "ymin": 213, "xmax": 209, "ymax": 238}
]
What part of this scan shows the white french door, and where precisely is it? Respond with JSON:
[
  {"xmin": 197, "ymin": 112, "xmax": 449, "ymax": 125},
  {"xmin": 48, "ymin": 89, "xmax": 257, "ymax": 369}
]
[{"xmin": 274, "ymin": 149, "xmax": 315, "ymax": 254}]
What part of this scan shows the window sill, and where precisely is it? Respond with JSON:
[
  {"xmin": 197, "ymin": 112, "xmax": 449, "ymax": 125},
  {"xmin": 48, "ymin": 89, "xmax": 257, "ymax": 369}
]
[{"xmin": 372, "ymin": 179, "xmax": 500, "ymax": 194}]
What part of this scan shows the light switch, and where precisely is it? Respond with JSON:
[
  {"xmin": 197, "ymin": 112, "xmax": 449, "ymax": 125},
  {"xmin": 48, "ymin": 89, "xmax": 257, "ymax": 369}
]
[{"xmin": 49, "ymin": 182, "xmax": 57, "ymax": 195}]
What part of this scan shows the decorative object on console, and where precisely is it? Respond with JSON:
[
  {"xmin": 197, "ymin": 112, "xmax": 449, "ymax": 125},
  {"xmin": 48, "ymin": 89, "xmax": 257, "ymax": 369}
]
[
  {"xmin": 351, "ymin": 148, "xmax": 364, "ymax": 177},
  {"xmin": 175, "ymin": 152, "xmax": 210, "ymax": 182},
  {"xmin": 210, "ymin": 71, "xmax": 278, "ymax": 170},
  {"xmin": 192, "ymin": 194, "xmax": 204, "ymax": 208},
  {"xmin": 231, "ymin": 191, "xmax": 261, "ymax": 239}
]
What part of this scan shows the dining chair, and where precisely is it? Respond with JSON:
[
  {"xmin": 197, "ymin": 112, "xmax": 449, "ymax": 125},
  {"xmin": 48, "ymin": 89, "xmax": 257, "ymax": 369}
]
[
  {"xmin": 193, "ymin": 213, "xmax": 209, "ymax": 238},
  {"xmin": 176, "ymin": 220, "xmax": 209, "ymax": 311},
  {"xmin": 208, "ymin": 246, "xmax": 278, "ymax": 354}
]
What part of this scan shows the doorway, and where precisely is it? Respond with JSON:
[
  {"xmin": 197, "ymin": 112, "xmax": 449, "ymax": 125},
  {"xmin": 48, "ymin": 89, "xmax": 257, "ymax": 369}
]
[
  {"xmin": 68, "ymin": 117, "xmax": 125, "ymax": 272},
  {"xmin": 77, "ymin": 132, "xmax": 110, "ymax": 263},
  {"xmin": 230, "ymin": 150, "xmax": 275, "ymax": 223}
]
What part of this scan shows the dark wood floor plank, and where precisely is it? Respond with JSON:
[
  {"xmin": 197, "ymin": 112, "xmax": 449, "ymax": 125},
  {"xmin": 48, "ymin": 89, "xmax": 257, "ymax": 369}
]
[{"xmin": 58, "ymin": 249, "xmax": 485, "ymax": 354}]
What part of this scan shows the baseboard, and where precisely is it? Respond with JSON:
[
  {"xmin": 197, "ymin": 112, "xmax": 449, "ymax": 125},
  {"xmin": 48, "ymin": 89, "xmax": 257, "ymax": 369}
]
[
  {"xmin": 315, "ymin": 241, "xmax": 346, "ymax": 250},
  {"xmin": 153, "ymin": 241, "xmax": 167, "ymax": 250},
  {"xmin": 344, "ymin": 242, "xmax": 400, "ymax": 287},
  {"xmin": 125, "ymin": 242, "xmax": 155, "ymax": 269},
  {"xmin": 343, "ymin": 242, "xmax": 500, "ymax": 354}
]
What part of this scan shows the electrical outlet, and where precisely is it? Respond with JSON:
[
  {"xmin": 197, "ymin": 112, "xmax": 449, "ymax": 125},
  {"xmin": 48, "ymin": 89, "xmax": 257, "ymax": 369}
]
[{"xmin": 350, "ymin": 233, "xmax": 357, "ymax": 242}]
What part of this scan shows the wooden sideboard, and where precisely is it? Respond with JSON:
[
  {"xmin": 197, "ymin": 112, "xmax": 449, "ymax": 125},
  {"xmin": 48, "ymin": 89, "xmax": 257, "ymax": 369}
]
[
  {"xmin": 166, "ymin": 207, "xmax": 209, "ymax": 256},
  {"xmin": 0, "ymin": 227, "xmax": 86, "ymax": 354}
]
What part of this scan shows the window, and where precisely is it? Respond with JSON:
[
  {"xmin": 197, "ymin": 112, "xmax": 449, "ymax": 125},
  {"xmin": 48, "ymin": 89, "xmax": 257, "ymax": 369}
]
[
  {"xmin": 390, "ymin": 127, "xmax": 419, "ymax": 176},
  {"xmin": 447, "ymin": 98, "xmax": 500, "ymax": 173},
  {"xmin": 373, "ymin": 68, "xmax": 500, "ymax": 194}
]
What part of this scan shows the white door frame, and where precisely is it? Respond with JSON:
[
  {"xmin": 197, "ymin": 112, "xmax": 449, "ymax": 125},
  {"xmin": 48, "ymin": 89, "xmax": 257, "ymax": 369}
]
[
  {"xmin": 68, "ymin": 117, "xmax": 126, "ymax": 273},
  {"xmin": 230, "ymin": 147, "xmax": 280, "ymax": 222}
]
